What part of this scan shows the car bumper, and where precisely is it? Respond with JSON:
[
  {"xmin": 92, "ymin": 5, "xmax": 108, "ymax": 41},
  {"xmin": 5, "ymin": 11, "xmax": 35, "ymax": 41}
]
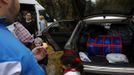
[{"xmin": 84, "ymin": 65, "xmax": 134, "ymax": 75}]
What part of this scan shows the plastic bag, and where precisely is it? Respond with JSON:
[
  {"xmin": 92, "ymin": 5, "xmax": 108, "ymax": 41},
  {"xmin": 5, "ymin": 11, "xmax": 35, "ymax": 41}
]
[
  {"xmin": 79, "ymin": 52, "xmax": 91, "ymax": 62},
  {"xmin": 106, "ymin": 53, "xmax": 129, "ymax": 63}
]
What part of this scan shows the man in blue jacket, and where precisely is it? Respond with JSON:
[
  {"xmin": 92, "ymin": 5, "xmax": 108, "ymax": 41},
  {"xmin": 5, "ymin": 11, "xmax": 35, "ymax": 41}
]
[{"xmin": 0, "ymin": 0, "xmax": 45, "ymax": 75}]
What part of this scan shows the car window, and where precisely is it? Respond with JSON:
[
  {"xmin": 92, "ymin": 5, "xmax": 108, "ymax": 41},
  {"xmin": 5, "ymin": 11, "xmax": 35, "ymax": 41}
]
[
  {"xmin": 47, "ymin": 21, "xmax": 77, "ymax": 50},
  {"xmin": 59, "ymin": 21, "xmax": 76, "ymax": 32},
  {"xmin": 49, "ymin": 21, "xmax": 77, "ymax": 33}
]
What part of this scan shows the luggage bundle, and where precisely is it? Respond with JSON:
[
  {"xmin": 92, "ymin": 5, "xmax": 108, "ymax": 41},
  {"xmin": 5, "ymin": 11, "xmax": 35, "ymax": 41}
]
[{"xmin": 87, "ymin": 35, "xmax": 122, "ymax": 57}]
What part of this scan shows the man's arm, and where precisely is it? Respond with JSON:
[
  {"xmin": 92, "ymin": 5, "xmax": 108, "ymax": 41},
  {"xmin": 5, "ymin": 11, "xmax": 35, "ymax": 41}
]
[{"xmin": 21, "ymin": 50, "xmax": 45, "ymax": 75}]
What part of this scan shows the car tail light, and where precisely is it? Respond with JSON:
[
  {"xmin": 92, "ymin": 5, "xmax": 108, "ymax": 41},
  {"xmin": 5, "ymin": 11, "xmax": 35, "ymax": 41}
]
[
  {"xmin": 64, "ymin": 49, "xmax": 81, "ymax": 62},
  {"xmin": 64, "ymin": 49, "xmax": 76, "ymax": 55}
]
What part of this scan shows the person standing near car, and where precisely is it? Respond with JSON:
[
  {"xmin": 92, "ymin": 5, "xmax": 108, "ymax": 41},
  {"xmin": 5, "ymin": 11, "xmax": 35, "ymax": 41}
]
[
  {"xmin": 37, "ymin": 15, "xmax": 48, "ymax": 37},
  {"xmin": 39, "ymin": 15, "xmax": 48, "ymax": 33},
  {"xmin": 32, "ymin": 37, "xmax": 48, "ymax": 70},
  {"xmin": 21, "ymin": 12, "xmax": 37, "ymax": 37},
  {"xmin": 0, "ymin": 0, "xmax": 45, "ymax": 75},
  {"xmin": 14, "ymin": 22, "xmax": 34, "ymax": 49}
]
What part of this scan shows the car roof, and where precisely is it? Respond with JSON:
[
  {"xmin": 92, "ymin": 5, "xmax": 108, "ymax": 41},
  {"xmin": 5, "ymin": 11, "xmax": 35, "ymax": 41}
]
[{"xmin": 19, "ymin": 0, "xmax": 36, "ymax": 4}]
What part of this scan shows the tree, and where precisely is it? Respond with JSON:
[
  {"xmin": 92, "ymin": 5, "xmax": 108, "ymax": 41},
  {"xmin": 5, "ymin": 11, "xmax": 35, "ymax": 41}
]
[{"xmin": 37, "ymin": 0, "xmax": 87, "ymax": 20}]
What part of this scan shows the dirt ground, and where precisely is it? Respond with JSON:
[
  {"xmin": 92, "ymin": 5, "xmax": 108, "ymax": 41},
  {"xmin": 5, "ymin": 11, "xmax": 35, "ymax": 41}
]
[{"xmin": 45, "ymin": 44, "xmax": 63, "ymax": 75}]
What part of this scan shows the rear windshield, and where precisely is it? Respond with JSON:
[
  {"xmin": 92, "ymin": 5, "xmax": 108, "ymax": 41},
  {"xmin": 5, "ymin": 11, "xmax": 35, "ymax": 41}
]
[{"xmin": 84, "ymin": 0, "xmax": 134, "ymax": 16}]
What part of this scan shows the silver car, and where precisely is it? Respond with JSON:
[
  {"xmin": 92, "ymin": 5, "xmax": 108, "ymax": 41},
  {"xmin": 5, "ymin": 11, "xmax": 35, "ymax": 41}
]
[{"xmin": 64, "ymin": 0, "xmax": 134, "ymax": 75}]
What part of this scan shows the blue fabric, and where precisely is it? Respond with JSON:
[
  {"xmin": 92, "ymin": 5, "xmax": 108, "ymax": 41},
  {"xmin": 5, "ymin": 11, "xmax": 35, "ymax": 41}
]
[
  {"xmin": 87, "ymin": 45, "xmax": 94, "ymax": 56},
  {"xmin": 96, "ymin": 37, "xmax": 103, "ymax": 44},
  {"xmin": 113, "ymin": 38, "xmax": 121, "ymax": 45},
  {"xmin": 0, "ymin": 18, "xmax": 45, "ymax": 75},
  {"xmin": 104, "ymin": 37, "xmax": 111, "ymax": 44},
  {"xmin": 88, "ymin": 38, "xmax": 95, "ymax": 44},
  {"xmin": 87, "ymin": 38, "xmax": 95, "ymax": 56}
]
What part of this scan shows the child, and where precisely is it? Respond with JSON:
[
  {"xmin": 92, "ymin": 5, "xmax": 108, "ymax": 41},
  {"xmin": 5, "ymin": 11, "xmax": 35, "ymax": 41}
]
[
  {"xmin": 60, "ymin": 54, "xmax": 83, "ymax": 75},
  {"xmin": 32, "ymin": 37, "xmax": 48, "ymax": 66}
]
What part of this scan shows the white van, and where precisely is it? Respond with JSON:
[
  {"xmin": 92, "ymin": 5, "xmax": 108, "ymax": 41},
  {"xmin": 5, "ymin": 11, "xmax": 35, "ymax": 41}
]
[{"xmin": 7, "ymin": 0, "xmax": 44, "ymax": 35}]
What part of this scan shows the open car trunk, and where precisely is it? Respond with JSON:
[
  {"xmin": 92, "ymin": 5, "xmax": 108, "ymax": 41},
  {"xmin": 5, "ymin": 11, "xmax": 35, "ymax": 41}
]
[{"xmin": 77, "ymin": 22, "xmax": 134, "ymax": 69}]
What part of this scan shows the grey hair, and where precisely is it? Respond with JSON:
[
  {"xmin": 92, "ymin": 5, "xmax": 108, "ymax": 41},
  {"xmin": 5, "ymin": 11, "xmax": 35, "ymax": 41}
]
[{"xmin": 34, "ymin": 37, "xmax": 43, "ymax": 44}]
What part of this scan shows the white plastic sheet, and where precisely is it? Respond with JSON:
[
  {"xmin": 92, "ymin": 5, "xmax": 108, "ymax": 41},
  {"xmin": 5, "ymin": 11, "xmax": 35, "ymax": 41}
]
[
  {"xmin": 106, "ymin": 53, "xmax": 129, "ymax": 63},
  {"xmin": 79, "ymin": 52, "xmax": 91, "ymax": 62}
]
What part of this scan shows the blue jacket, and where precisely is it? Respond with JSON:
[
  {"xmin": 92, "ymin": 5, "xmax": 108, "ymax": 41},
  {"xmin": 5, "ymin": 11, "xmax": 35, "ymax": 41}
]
[{"xmin": 0, "ymin": 18, "xmax": 45, "ymax": 75}]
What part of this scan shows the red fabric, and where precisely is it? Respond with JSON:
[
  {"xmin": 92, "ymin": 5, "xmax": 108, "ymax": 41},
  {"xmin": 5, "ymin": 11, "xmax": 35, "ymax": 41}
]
[
  {"xmin": 64, "ymin": 69, "xmax": 77, "ymax": 74},
  {"xmin": 74, "ymin": 57, "xmax": 81, "ymax": 62}
]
